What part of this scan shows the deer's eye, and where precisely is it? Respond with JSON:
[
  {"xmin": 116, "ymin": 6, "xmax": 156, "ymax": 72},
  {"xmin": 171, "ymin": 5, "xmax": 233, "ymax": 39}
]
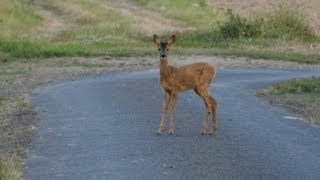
[
  {"xmin": 166, "ymin": 49, "xmax": 169, "ymax": 51},
  {"xmin": 158, "ymin": 48, "xmax": 161, "ymax": 51}
]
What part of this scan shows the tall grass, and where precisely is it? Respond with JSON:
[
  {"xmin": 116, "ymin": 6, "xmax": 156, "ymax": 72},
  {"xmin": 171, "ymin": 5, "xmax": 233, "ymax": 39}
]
[
  {"xmin": 179, "ymin": 7, "xmax": 317, "ymax": 46},
  {"xmin": 134, "ymin": 0, "xmax": 225, "ymax": 28},
  {"xmin": 0, "ymin": 153, "xmax": 23, "ymax": 180},
  {"xmin": 265, "ymin": 7, "xmax": 317, "ymax": 41},
  {"xmin": 268, "ymin": 77, "xmax": 320, "ymax": 95},
  {"xmin": 55, "ymin": 0, "xmax": 137, "ymax": 42},
  {"xmin": 0, "ymin": 0, "xmax": 318, "ymax": 61},
  {"xmin": 265, "ymin": 76, "xmax": 320, "ymax": 102},
  {"xmin": 0, "ymin": 39, "xmax": 91, "ymax": 61},
  {"xmin": 223, "ymin": 7, "xmax": 317, "ymax": 41},
  {"xmin": 0, "ymin": 0, "xmax": 153, "ymax": 61},
  {"xmin": 0, "ymin": 0, "xmax": 42, "ymax": 38}
]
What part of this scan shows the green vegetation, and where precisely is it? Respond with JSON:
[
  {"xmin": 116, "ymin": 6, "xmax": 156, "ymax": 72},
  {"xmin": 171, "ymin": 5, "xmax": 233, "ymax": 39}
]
[
  {"xmin": 0, "ymin": 0, "xmax": 319, "ymax": 62},
  {"xmin": 0, "ymin": 0, "xmax": 41, "ymax": 38},
  {"xmin": 0, "ymin": 0, "xmax": 152, "ymax": 61},
  {"xmin": 0, "ymin": 96, "xmax": 4, "ymax": 106},
  {"xmin": 0, "ymin": 1, "xmax": 319, "ymax": 178},
  {"xmin": 266, "ymin": 77, "xmax": 320, "ymax": 101},
  {"xmin": 135, "ymin": 1, "xmax": 319, "ymax": 63},
  {"xmin": 135, "ymin": 0, "xmax": 224, "ymax": 27},
  {"xmin": 217, "ymin": 8, "xmax": 317, "ymax": 41},
  {"xmin": 176, "ymin": 6, "xmax": 318, "ymax": 57},
  {"xmin": 0, "ymin": 153, "xmax": 23, "ymax": 180}
]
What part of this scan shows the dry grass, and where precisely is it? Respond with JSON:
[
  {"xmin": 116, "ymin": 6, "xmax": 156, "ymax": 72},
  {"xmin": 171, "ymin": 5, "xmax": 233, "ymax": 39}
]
[
  {"xmin": 0, "ymin": 1, "xmax": 319, "ymax": 178},
  {"xmin": 0, "ymin": 153, "xmax": 23, "ymax": 180},
  {"xmin": 207, "ymin": 0, "xmax": 320, "ymax": 36}
]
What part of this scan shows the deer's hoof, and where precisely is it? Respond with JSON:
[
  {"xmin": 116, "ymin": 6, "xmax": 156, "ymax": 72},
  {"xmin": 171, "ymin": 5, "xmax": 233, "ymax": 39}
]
[
  {"xmin": 201, "ymin": 128, "xmax": 208, "ymax": 135},
  {"xmin": 157, "ymin": 128, "xmax": 164, "ymax": 135},
  {"xmin": 209, "ymin": 128, "xmax": 217, "ymax": 135},
  {"xmin": 168, "ymin": 129, "xmax": 175, "ymax": 134}
]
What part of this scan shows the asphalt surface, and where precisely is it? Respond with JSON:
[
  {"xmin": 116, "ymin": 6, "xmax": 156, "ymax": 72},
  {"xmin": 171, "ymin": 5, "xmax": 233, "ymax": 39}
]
[{"xmin": 26, "ymin": 68, "xmax": 320, "ymax": 179}]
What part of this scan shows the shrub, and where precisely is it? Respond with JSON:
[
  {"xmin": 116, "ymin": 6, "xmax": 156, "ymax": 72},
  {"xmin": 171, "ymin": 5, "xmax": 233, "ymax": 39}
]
[
  {"xmin": 264, "ymin": 7, "xmax": 317, "ymax": 41},
  {"xmin": 219, "ymin": 10, "xmax": 263, "ymax": 39},
  {"xmin": 218, "ymin": 7, "xmax": 317, "ymax": 42}
]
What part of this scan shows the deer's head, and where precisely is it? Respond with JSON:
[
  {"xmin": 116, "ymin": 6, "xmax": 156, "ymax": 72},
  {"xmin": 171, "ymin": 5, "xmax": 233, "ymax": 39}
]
[{"xmin": 153, "ymin": 34, "xmax": 176, "ymax": 60}]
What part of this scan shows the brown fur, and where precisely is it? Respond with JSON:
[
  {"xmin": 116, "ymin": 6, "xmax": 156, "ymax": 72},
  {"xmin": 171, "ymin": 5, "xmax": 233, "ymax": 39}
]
[{"xmin": 153, "ymin": 34, "xmax": 218, "ymax": 135}]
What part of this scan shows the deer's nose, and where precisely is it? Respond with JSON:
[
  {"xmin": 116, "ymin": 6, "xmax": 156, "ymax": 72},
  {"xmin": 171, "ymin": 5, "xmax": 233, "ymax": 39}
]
[{"xmin": 160, "ymin": 54, "xmax": 166, "ymax": 59}]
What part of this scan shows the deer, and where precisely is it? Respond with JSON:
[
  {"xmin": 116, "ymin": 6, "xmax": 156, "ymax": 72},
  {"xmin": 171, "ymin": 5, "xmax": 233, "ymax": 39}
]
[{"xmin": 153, "ymin": 34, "xmax": 217, "ymax": 135}]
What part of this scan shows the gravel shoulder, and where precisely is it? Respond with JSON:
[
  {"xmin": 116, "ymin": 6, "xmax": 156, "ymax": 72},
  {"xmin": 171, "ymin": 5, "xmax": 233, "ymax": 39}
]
[
  {"xmin": 257, "ymin": 93, "xmax": 320, "ymax": 127},
  {"xmin": 1, "ymin": 55, "xmax": 320, "ymax": 160}
]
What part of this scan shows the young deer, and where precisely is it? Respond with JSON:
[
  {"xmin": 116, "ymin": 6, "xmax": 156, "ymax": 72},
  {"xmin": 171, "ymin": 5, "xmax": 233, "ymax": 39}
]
[{"xmin": 153, "ymin": 34, "xmax": 217, "ymax": 135}]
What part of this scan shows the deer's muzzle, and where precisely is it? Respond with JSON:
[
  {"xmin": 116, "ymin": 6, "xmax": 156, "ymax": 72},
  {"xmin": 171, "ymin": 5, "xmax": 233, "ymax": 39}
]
[{"xmin": 160, "ymin": 53, "xmax": 167, "ymax": 59}]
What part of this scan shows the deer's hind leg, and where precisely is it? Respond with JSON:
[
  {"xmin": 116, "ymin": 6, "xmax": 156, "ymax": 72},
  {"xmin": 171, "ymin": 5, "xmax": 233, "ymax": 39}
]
[
  {"xmin": 168, "ymin": 92, "xmax": 178, "ymax": 134},
  {"xmin": 194, "ymin": 87, "xmax": 212, "ymax": 135},
  {"xmin": 209, "ymin": 96, "xmax": 217, "ymax": 135}
]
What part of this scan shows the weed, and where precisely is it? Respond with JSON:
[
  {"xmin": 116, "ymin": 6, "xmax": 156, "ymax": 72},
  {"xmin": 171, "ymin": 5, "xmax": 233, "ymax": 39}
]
[
  {"xmin": 17, "ymin": 94, "xmax": 32, "ymax": 109},
  {"xmin": 134, "ymin": 0, "xmax": 223, "ymax": 27},
  {"xmin": 264, "ymin": 7, "xmax": 317, "ymax": 42},
  {"xmin": 0, "ymin": 96, "xmax": 4, "ymax": 106},
  {"xmin": 0, "ymin": 0, "xmax": 41, "ymax": 38},
  {"xmin": 0, "ymin": 38, "xmax": 91, "ymax": 60},
  {"xmin": 0, "ymin": 0, "xmax": 318, "ymax": 62},
  {"xmin": 217, "ymin": 7, "xmax": 317, "ymax": 42},
  {"xmin": 219, "ymin": 10, "xmax": 264, "ymax": 39},
  {"xmin": 0, "ymin": 153, "xmax": 23, "ymax": 180},
  {"xmin": 267, "ymin": 77, "xmax": 320, "ymax": 98}
]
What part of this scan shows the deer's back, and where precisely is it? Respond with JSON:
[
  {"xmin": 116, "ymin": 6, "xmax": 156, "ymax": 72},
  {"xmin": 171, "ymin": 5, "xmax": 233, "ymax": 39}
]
[{"xmin": 161, "ymin": 63, "xmax": 215, "ymax": 92}]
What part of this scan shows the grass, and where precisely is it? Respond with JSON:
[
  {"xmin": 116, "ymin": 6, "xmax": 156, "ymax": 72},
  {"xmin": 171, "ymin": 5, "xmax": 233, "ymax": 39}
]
[
  {"xmin": 136, "ymin": 2, "xmax": 319, "ymax": 63},
  {"xmin": 175, "ymin": 6, "xmax": 318, "ymax": 51},
  {"xmin": 265, "ymin": 77, "xmax": 320, "ymax": 101},
  {"xmin": 264, "ymin": 7, "xmax": 317, "ymax": 42},
  {"xmin": 0, "ymin": 94, "xmax": 34, "ymax": 180},
  {"xmin": 0, "ymin": 0, "xmax": 153, "ymax": 61},
  {"xmin": 0, "ymin": 96, "xmax": 4, "ymax": 106},
  {"xmin": 0, "ymin": 1, "xmax": 319, "ymax": 178},
  {"xmin": 0, "ymin": 153, "xmax": 23, "ymax": 180},
  {"xmin": 0, "ymin": 0, "xmax": 42, "ymax": 38},
  {"xmin": 216, "ymin": 7, "xmax": 317, "ymax": 42},
  {"xmin": 16, "ymin": 94, "xmax": 32, "ymax": 109},
  {"xmin": 0, "ymin": 66, "xmax": 31, "ymax": 75},
  {"xmin": 0, "ymin": 39, "xmax": 91, "ymax": 61},
  {"xmin": 135, "ymin": 0, "xmax": 225, "ymax": 27},
  {"xmin": 0, "ymin": 0, "xmax": 319, "ymax": 62}
]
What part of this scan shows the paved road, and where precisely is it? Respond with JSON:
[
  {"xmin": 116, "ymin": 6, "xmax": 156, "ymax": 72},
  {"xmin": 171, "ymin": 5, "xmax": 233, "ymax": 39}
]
[{"xmin": 26, "ymin": 68, "xmax": 320, "ymax": 179}]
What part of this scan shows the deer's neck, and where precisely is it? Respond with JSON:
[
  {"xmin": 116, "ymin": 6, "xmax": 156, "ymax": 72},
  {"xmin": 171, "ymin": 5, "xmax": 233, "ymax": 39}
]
[{"xmin": 160, "ymin": 59, "xmax": 172, "ymax": 77}]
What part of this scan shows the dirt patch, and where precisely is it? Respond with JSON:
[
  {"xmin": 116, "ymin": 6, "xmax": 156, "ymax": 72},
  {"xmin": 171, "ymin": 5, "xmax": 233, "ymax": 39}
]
[
  {"xmin": 257, "ymin": 93, "xmax": 320, "ymax": 127},
  {"xmin": 207, "ymin": 0, "xmax": 320, "ymax": 36},
  {"xmin": 103, "ymin": 0, "xmax": 193, "ymax": 36},
  {"xmin": 30, "ymin": 0, "xmax": 192, "ymax": 39},
  {"xmin": 0, "ymin": 103, "xmax": 37, "ymax": 156}
]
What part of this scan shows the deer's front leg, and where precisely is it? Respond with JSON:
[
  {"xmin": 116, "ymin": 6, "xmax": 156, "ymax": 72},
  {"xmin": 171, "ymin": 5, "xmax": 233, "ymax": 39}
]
[
  {"xmin": 169, "ymin": 92, "xmax": 178, "ymax": 134},
  {"xmin": 157, "ymin": 92, "xmax": 171, "ymax": 135}
]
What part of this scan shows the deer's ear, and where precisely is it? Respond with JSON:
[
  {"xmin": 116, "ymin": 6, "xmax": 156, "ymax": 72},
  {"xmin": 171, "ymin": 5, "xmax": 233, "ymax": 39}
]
[
  {"xmin": 153, "ymin": 34, "xmax": 160, "ymax": 45},
  {"xmin": 168, "ymin": 35, "xmax": 176, "ymax": 46}
]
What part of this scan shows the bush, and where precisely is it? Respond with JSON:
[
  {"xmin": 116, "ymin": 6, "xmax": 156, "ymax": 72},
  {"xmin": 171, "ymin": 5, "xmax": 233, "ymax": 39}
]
[
  {"xmin": 219, "ymin": 10, "xmax": 264, "ymax": 39},
  {"xmin": 264, "ymin": 7, "xmax": 317, "ymax": 41},
  {"xmin": 218, "ymin": 7, "xmax": 317, "ymax": 42}
]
